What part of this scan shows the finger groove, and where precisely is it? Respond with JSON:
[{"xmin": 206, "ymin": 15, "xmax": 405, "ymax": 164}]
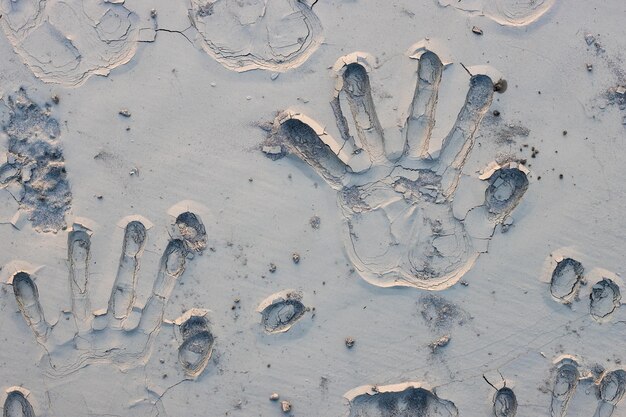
[
  {"xmin": 437, "ymin": 74, "xmax": 494, "ymax": 196},
  {"xmin": 109, "ymin": 220, "xmax": 147, "ymax": 320},
  {"xmin": 12, "ymin": 272, "xmax": 49, "ymax": 342},
  {"xmin": 342, "ymin": 63, "xmax": 386, "ymax": 161},
  {"xmin": 405, "ymin": 51, "xmax": 443, "ymax": 158},
  {"xmin": 68, "ymin": 230, "xmax": 91, "ymax": 323}
]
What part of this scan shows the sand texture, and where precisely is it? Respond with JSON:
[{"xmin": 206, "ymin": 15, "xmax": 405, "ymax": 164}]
[{"xmin": 1, "ymin": 0, "xmax": 626, "ymax": 416}]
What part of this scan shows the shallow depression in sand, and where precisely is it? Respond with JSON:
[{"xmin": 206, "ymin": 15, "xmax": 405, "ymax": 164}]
[{"xmin": 437, "ymin": 0, "xmax": 557, "ymax": 26}]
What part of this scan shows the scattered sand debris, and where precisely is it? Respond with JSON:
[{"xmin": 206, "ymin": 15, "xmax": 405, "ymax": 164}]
[
  {"xmin": 1, "ymin": 89, "xmax": 72, "ymax": 232},
  {"xmin": 262, "ymin": 145, "xmax": 285, "ymax": 159},
  {"xmin": 281, "ymin": 400, "xmax": 292, "ymax": 413},
  {"xmin": 345, "ymin": 337, "xmax": 355, "ymax": 348},
  {"xmin": 420, "ymin": 295, "xmax": 470, "ymax": 330},
  {"xmin": 429, "ymin": 335, "xmax": 451, "ymax": 353}
]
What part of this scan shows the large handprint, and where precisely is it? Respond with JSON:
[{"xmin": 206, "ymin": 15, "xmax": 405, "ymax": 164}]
[
  {"xmin": 266, "ymin": 46, "xmax": 528, "ymax": 290},
  {"xmin": 4, "ymin": 207, "xmax": 214, "ymax": 416}
]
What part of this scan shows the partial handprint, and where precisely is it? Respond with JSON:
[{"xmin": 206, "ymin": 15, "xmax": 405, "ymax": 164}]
[
  {"xmin": 436, "ymin": 0, "xmax": 557, "ymax": 27},
  {"xmin": 549, "ymin": 356, "xmax": 626, "ymax": 417},
  {"xmin": 0, "ymin": 0, "xmax": 144, "ymax": 86},
  {"xmin": 543, "ymin": 249, "xmax": 623, "ymax": 323},
  {"xmin": 188, "ymin": 0, "xmax": 323, "ymax": 72},
  {"xmin": 265, "ymin": 47, "xmax": 528, "ymax": 290},
  {"xmin": 6, "ymin": 209, "xmax": 214, "ymax": 416}
]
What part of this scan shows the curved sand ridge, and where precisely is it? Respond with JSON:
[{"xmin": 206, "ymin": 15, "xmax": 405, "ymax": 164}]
[{"xmin": 438, "ymin": 0, "xmax": 557, "ymax": 26}]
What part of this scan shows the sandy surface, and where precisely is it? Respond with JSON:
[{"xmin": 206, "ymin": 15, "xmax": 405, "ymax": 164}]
[{"xmin": 0, "ymin": 0, "xmax": 626, "ymax": 416}]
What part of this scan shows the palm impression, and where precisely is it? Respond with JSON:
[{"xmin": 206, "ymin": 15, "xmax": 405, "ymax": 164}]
[
  {"xmin": 437, "ymin": 0, "xmax": 557, "ymax": 27},
  {"xmin": 265, "ymin": 45, "xmax": 529, "ymax": 290},
  {"xmin": 4, "ymin": 208, "xmax": 214, "ymax": 416},
  {"xmin": 188, "ymin": 0, "xmax": 323, "ymax": 72},
  {"xmin": 0, "ymin": 0, "xmax": 143, "ymax": 86}
]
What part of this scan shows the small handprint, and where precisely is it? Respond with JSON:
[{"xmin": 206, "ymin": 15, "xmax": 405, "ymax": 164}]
[
  {"xmin": 266, "ymin": 46, "xmax": 528, "ymax": 290},
  {"xmin": 5, "ymin": 208, "xmax": 213, "ymax": 416}
]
